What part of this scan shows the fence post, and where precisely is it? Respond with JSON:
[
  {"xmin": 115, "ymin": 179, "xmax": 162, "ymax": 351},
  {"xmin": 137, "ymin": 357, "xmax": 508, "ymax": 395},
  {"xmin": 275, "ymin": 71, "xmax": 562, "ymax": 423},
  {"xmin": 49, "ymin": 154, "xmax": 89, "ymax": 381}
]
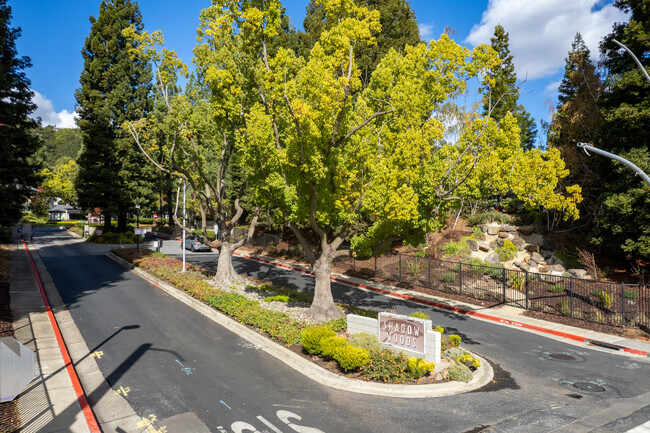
[
  {"xmin": 353, "ymin": 257, "xmax": 356, "ymax": 272},
  {"xmin": 621, "ymin": 282, "xmax": 625, "ymax": 326},
  {"xmin": 502, "ymin": 267, "xmax": 506, "ymax": 303},
  {"xmin": 525, "ymin": 271, "xmax": 529, "ymax": 310},
  {"xmin": 569, "ymin": 278, "xmax": 574, "ymax": 318},
  {"xmin": 399, "ymin": 253, "xmax": 402, "ymax": 282},
  {"xmin": 459, "ymin": 263, "xmax": 463, "ymax": 295},
  {"xmin": 428, "ymin": 256, "xmax": 431, "ymax": 288}
]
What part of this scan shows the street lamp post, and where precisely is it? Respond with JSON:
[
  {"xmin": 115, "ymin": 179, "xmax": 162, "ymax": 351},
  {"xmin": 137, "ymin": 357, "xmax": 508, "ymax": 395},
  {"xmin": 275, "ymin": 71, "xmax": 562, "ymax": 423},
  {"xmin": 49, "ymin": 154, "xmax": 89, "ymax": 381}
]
[{"xmin": 135, "ymin": 199, "xmax": 140, "ymax": 252}]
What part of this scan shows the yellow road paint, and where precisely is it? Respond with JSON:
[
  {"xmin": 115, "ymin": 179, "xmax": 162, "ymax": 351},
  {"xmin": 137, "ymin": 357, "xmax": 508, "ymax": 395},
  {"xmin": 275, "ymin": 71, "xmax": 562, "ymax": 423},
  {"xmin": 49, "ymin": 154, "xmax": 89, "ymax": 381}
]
[
  {"xmin": 136, "ymin": 414, "xmax": 167, "ymax": 433},
  {"xmin": 90, "ymin": 351, "xmax": 104, "ymax": 359},
  {"xmin": 114, "ymin": 386, "xmax": 130, "ymax": 397}
]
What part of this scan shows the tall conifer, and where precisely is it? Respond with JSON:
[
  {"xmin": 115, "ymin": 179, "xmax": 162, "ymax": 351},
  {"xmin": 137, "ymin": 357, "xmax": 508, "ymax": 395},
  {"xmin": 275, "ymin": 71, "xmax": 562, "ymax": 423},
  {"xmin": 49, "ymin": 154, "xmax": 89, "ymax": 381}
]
[
  {"xmin": 75, "ymin": 0, "xmax": 152, "ymax": 231},
  {"xmin": 0, "ymin": 0, "xmax": 43, "ymax": 226}
]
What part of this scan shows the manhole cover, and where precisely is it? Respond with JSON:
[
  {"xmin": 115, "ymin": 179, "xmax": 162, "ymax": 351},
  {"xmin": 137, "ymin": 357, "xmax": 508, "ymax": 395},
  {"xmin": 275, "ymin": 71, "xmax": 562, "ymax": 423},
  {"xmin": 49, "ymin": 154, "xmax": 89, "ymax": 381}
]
[
  {"xmin": 573, "ymin": 382, "xmax": 606, "ymax": 392},
  {"xmin": 549, "ymin": 353, "xmax": 576, "ymax": 361}
]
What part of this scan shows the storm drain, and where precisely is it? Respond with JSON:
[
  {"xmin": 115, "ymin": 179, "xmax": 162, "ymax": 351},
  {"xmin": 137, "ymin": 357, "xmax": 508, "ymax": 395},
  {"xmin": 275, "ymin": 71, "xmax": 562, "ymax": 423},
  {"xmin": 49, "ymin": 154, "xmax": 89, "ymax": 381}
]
[
  {"xmin": 549, "ymin": 353, "xmax": 576, "ymax": 361},
  {"xmin": 573, "ymin": 382, "xmax": 606, "ymax": 392}
]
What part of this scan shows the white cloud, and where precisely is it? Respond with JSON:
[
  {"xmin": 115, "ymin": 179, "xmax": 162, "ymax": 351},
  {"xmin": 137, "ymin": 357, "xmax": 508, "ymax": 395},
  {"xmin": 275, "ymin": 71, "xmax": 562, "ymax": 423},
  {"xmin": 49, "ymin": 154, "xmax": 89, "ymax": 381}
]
[
  {"xmin": 545, "ymin": 79, "xmax": 562, "ymax": 94},
  {"xmin": 466, "ymin": 0, "xmax": 629, "ymax": 80},
  {"xmin": 419, "ymin": 22, "xmax": 435, "ymax": 42},
  {"xmin": 31, "ymin": 90, "xmax": 78, "ymax": 128}
]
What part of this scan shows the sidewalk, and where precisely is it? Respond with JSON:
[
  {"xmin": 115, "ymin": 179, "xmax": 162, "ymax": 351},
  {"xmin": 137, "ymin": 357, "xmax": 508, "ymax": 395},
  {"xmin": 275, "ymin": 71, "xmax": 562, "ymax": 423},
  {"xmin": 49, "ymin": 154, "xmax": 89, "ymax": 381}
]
[
  {"xmin": 9, "ymin": 227, "xmax": 91, "ymax": 433},
  {"xmin": 235, "ymin": 250, "xmax": 650, "ymax": 358}
]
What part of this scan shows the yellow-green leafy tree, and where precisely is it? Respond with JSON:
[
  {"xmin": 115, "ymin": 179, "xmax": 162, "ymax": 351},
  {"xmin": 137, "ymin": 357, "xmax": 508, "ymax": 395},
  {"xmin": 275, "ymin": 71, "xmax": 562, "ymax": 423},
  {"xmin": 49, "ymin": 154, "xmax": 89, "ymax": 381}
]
[{"xmin": 39, "ymin": 159, "xmax": 79, "ymax": 207}]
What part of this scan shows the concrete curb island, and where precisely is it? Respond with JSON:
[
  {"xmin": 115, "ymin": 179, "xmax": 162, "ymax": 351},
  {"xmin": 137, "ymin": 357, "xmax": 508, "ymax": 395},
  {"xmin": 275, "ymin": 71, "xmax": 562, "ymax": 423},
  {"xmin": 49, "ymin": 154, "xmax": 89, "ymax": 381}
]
[{"xmin": 106, "ymin": 251, "xmax": 494, "ymax": 398}]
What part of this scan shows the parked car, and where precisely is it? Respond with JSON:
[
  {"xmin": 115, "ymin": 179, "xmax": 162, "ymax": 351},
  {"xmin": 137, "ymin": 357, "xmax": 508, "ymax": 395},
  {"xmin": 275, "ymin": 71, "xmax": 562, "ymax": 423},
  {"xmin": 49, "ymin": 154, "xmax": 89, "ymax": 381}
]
[{"xmin": 182, "ymin": 235, "xmax": 212, "ymax": 252}]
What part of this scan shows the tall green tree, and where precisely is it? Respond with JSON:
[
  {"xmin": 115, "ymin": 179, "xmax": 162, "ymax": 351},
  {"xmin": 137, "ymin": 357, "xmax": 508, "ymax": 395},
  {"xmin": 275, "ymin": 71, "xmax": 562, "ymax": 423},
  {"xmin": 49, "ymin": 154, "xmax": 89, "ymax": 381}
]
[
  {"xmin": 38, "ymin": 126, "xmax": 83, "ymax": 169},
  {"xmin": 0, "ymin": 0, "xmax": 43, "ymax": 226},
  {"xmin": 300, "ymin": 0, "xmax": 421, "ymax": 84},
  {"xmin": 548, "ymin": 33, "xmax": 603, "ymax": 224},
  {"xmin": 75, "ymin": 0, "xmax": 153, "ymax": 232},
  {"xmin": 593, "ymin": 0, "xmax": 650, "ymax": 258},
  {"xmin": 240, "ymin": 0, "xmax": 580, "ymax": 321},
  {"xmin": 483, "ymin": 24, "xmax": 537, "ymax": 150}
]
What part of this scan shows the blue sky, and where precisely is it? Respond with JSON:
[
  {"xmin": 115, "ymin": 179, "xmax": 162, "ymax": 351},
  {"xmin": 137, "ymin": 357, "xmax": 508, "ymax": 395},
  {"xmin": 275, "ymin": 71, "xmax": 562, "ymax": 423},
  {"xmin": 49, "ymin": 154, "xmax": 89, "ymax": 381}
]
[{"xmin": 9, "ymin": 0, "xmax": 627, "ymax": 145}]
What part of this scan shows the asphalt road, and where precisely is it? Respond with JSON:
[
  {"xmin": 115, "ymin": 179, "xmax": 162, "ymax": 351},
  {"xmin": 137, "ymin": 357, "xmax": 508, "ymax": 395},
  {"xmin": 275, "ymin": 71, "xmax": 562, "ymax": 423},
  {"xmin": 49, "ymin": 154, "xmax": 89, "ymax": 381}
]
[{"xmin": 34, "ymin": 228, "xmax": 650, "ymax": 432}]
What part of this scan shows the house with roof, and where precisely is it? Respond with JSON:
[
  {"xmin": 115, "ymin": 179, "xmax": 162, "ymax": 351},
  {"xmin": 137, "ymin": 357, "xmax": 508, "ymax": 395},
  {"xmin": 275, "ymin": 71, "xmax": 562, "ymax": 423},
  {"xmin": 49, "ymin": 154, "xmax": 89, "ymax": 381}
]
[{"xmin": 48, "ymin": 203, "xmax": 82, "ymax": 221}]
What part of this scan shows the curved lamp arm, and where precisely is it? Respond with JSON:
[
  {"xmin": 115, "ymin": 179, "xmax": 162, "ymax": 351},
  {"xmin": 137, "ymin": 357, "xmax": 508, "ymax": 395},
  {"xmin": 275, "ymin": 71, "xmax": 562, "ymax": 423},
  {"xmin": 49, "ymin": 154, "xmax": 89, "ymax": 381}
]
[{"xmin": 577, "ymin": 142, "xmax": 650, "ymax": 186}]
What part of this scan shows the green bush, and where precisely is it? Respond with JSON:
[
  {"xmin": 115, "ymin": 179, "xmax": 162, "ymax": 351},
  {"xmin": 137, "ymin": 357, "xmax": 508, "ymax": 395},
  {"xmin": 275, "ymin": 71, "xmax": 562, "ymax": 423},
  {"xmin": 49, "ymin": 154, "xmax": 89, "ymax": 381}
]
[
  {"xmin": 360, "ymin": 348, "xmax": 410, "ymax": 383},
  {"xmin": 333, "ymin": 345, "xmax": 370, "ymax": 372},
  {"xmin": 440, "ymin": 272, "xmax": 455, "ymax": 283},
  {"xmin": 407, "ymin": 357, "xmax": 435, "ymax": 379},
  {"xmin": 348, "ymin": 333, "xmax": 382, "ymax": 352},
  {"xmin": 434, "ymin": 325, "xmax": 445, "ymax": 334},
  {"xmin": 592, "ymin": 290, "xmax": 613, "ymax": 308},
  {"xmin": 549, "ymin": 284, "xmax": 565, "ymax": 294},
  {"xmin": 447, "ymin": 363, "xmax": 473, "ymax": 382},
  {"xmin": 496, "ymin": 239, "xmax": 517, "ymax": 261},
  {"xmin": 484, "ymin": 263, "xmax": 505, "ymax": 279},
  {"xmin": 0, "ymin": 227, "xmax": 11, "ymax": 243},
  {"xmin": 409, "ymin": 311, "xmax": 430, "ymax": 320},
  {"xmin": 624, "ymin": 289, "xmax": 638, "ymax": 299},
  {"xmin": 471, "ymin": 226, "xmax": 485, "ymax": 241},
  {"xmin": 442, "ymin": 334, "xmax": 462, "ymax": 351},
  {"xmin": 324, "ymin": 317, "xmax": 347, "ymax": 332},
  {"xmin": 301, "ymin": 326, "xmax": 336, "ymax": 355},
  {"xmin": 443, "ymin": 347, "xmax": 480, "ymax": 371},
  {"xmin": 320, "ymin": 335, "xmax": 348, "ymax": 358},
  {"xmin": 467, "ymin": 211, "xmax": 512, "ymax": 226},
  {"xmin": 192, "ymin": 229, "xmax": 216, "ymax": 241},
  {"xmin": 558, "ymin": 299, "xmax": 570, "ymax": 315},
  {"xmin": 442, "ymin": 240, "xmax": 471, "ymax": 258},
  {"xmin": 264, "ymin": 295, "xmax": 290, "ymax": 303},
  {"xmin": 508, "ymin": 273, "xmax": 526, "ymax": 291}
]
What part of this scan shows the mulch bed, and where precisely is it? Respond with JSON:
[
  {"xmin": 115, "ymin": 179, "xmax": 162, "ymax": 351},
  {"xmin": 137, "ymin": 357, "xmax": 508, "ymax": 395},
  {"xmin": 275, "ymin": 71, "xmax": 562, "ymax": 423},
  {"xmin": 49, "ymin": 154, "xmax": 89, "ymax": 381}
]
[{"xmin": 0, "ymin": 244, "xmax": 20, "ymax": 432}]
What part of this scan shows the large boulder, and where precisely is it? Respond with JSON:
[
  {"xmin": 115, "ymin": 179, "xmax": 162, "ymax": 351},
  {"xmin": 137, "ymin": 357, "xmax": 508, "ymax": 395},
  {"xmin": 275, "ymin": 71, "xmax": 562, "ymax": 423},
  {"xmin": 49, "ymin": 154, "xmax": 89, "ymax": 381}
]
[
  {"xmin": 479, "ymin": 224, "xmax": 488, "ymax": 233},
  {"xmin": 487, "ymin": 225, "xmax": 500, "ymax": 236},
  {"xmin": 498, "ymin": 231, "xmax": 509, "ymax": 239},
  {"xmin": 518, "ymin": 225, "xmax": 535, "ymax": 235},
  {"xmin": 478, "ymin": 242, "xmax": 490, "ymax": 252},
  {"xmin": 466, "ymin": 238, "xmax": 479, "ymax": 251},
  {"xmin": 489, "ymin": 240, "xmax": 498, "ymax": 249},
  {"xmin": 512, "ymin": 237, "xmax": 526, "ymax": 251},
  {"xmin": 531, "ymin": 251, "xmax": 545, "ymax": 264},
  {"xmin": 496, "ymin": 237, "xmax": 505, "ymax": 247},
  {"xmin": 516, "ymin": 261, "xmax": 530, "ymax": 272},
  {"xmin": 542, "ymin": 238, "xmax": 556, "ymax": 251},
  {"xmin": 538, "ymin": 264, "xmax": 552, "ymax": 274},
  {"xmin": 522, "ymin": 233, "xmax": 544, "ymax": 246},
  {"xmin": 524, "ymin": 244, "xmax": 540, "ymax": 253},
  {"xmin": 504, "ymin": 224, "xmax": 517, "ymax": 233},
  {"xmin": 486, "ymin": 253, "xmax": 501, "ymax": 264},
  {"xmin": 552, "ymin": 264, "xmax": 566, "ymax": 273},
  {"xmin": 568, "ymin": 269, "xmax": 590, "ymax": 279}
]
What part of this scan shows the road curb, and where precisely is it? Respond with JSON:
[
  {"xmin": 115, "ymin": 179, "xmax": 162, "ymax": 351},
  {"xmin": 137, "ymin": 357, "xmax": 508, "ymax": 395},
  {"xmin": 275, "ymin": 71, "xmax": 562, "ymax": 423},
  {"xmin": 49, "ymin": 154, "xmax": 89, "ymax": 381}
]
[
  {"xmin": 106, "ymin": 251, "xmax": 494, "ymax": 398},
  {"xmin": 233, "ymin": 251, "xmax": 649, "ymax": 358}
]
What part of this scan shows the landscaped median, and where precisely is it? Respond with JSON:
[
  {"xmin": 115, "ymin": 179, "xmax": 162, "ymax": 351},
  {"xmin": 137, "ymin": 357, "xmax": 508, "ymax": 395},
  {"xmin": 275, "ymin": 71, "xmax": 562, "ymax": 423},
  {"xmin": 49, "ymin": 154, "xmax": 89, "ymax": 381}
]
[{"xmin": 107, "ymin": 248, "xmax": 493, "ymax": 398}]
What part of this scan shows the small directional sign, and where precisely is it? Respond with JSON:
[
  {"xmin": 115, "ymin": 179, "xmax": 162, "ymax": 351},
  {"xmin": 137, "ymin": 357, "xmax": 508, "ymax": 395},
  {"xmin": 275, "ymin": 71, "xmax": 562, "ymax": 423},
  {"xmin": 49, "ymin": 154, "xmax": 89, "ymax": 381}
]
[{"xmin": 0, "ymin": 337, "xmax": 35, "ymax": 402}]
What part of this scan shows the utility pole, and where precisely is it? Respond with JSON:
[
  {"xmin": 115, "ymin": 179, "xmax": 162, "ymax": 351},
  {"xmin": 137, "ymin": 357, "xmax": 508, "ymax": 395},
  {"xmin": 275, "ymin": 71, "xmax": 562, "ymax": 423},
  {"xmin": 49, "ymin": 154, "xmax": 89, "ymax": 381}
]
[{"xmin": 135, "ymin": 198, "xmax": 140, "ymax": 252}]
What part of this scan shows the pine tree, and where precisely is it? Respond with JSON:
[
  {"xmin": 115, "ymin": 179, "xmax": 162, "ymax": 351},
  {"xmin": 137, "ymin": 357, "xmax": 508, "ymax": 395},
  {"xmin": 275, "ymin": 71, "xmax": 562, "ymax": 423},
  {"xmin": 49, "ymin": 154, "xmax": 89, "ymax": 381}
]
[
  {"xmin": 75, "ymin": 0, "xmax": 152, "ymax": 232},
  {"xmin": 483, "ymin": 24, "xmax": 537, "ymax": 149},
  {"xmin": 592, "ymin": 0, "xmax": 650, "ymax": 258},
  {"xmin": 547, "ymin": 33, "xmax": 603, "ymax": 223},
  {"xmin": 0, "ymin": 0, "xmax": 43, "ymax": 226}
]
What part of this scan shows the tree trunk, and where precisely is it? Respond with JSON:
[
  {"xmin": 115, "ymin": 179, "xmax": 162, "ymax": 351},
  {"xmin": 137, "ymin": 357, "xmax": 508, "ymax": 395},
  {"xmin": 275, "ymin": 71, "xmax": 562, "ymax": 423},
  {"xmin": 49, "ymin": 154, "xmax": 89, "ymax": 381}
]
[
  {"xmin": 103, "ymin": 211, "xmax": 111, "ymax": 232},
  {"xmin": 117, "ymin": 207, "xmax": 128, "ymax": 233},
  {"xmin": 308, "ymin": 252, "xmax": 345, "ymax": 322},
  {"xmin": 213, "ymin": 241, "xmax": 243, "ymax": 289}
]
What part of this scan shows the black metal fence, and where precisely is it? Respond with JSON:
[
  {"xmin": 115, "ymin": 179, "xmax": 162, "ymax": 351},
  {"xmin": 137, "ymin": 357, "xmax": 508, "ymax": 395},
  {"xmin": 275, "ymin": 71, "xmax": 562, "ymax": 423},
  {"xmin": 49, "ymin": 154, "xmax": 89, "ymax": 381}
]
[
  {"xmin": 333, "ymin": 253, "xmax": 649, "ymax": 329},
  {"xmin": 234, "ymin": 229, "xmax": 649, "ymax": 329}
]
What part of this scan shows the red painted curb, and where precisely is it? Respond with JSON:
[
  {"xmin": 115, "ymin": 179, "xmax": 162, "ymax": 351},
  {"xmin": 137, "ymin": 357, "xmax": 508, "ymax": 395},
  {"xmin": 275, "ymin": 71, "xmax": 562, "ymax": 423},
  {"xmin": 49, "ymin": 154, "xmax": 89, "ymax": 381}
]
[
  {"xmin": 235, "ymin": 251, "xmax": 648, "ymax": 357},
  {"xmin": 22, "ymin": 241, "xmax": 102, "ymax": 433}
]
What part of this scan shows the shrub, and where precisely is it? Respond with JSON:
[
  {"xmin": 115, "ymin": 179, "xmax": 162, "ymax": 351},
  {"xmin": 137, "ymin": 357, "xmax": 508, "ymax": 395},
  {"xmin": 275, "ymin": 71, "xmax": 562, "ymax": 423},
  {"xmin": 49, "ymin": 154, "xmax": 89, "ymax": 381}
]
[
  {"xmin": 496, "ymin": 239, "xmax": 517, "ymax": 261},
  {"xmin": 442, "ymin": 240, "xmax": 471, "ymax": 258},
  {"xmin": 320, "ymin": 335, "xmax": 348, "ymax": 358},
  {"xmin": 407, "ymin": 357, "xmax": 435, "ymax": 379},
  {"xmin": 508, "ymin": 274, "xmax": 526, "ymax": 291},
  {"xmin": 467, "ymin": 211, "xmax": 512, "ymax": 226},
  {"xmin": 348, "ymin": 333, "xmax": 382, "ymax": 352},
  {"xmin": 592, "ymin": 290, "xmax": 613, "ymax": 308},
  {"xmin": 443, "ymin": 348, "xmax": 480, "ymax": 371},
  {"xmin": 471, "ymin": 226, "xmax": 485, "ymax": 241},
  {"xmin": 360, "ymin": 348, "xmax": 410, "ymax": 383},
  {"xmin": 324, "ymin": 317, "xmax": 347, "ymax": 332},
  {"xmin": 558, "ymin": 299, "xmax": 570, "ymax": 315},
  {"xmin": 301, "ymin": 326, "xmax": 336, "ymax": 355},
  {"xmin": 441, "ymin": 334, "xmax": 461, "ymax": 351},
  {"xmin": 485, "ymin": 263, "xmax": 505, "ymax": 279},
  {"xmin": 405, "ymin": 258, "xmax": 424, "ymax": 277},
  {"xmin": 332, "ymin": 345, "xmax": 370, "ymax": 372},
  {"xmin": 440, "ymin": 272, "xmax": 455, "ymax": 283},
  {"xmin": 549, "ymin": 284, "xmax": 565, "ymax": 294},
  {"xmin": 409, "ymin": 311, "xmax": 430, "ymax": 320},
  {"xmin": 0, "ymin": 227, "xmax": 11, "ymax": 243},
  {"xmin": 447, "ymin": 363, "xmax": 473, "ymax": 382},
  {"xmin": 434, "ymin": 326, "xmax": 445, "ymax": 334},
  {"xmin": 264, "ymin": 295, "xmax": 290, "ymax": 303},
  {"xmin": 449, "ymin": 334, "xmax": 461, "ymax": 346},
  {"xmin": 624, "ymin": 289, "xmax": 638, "ymax": 300}
]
